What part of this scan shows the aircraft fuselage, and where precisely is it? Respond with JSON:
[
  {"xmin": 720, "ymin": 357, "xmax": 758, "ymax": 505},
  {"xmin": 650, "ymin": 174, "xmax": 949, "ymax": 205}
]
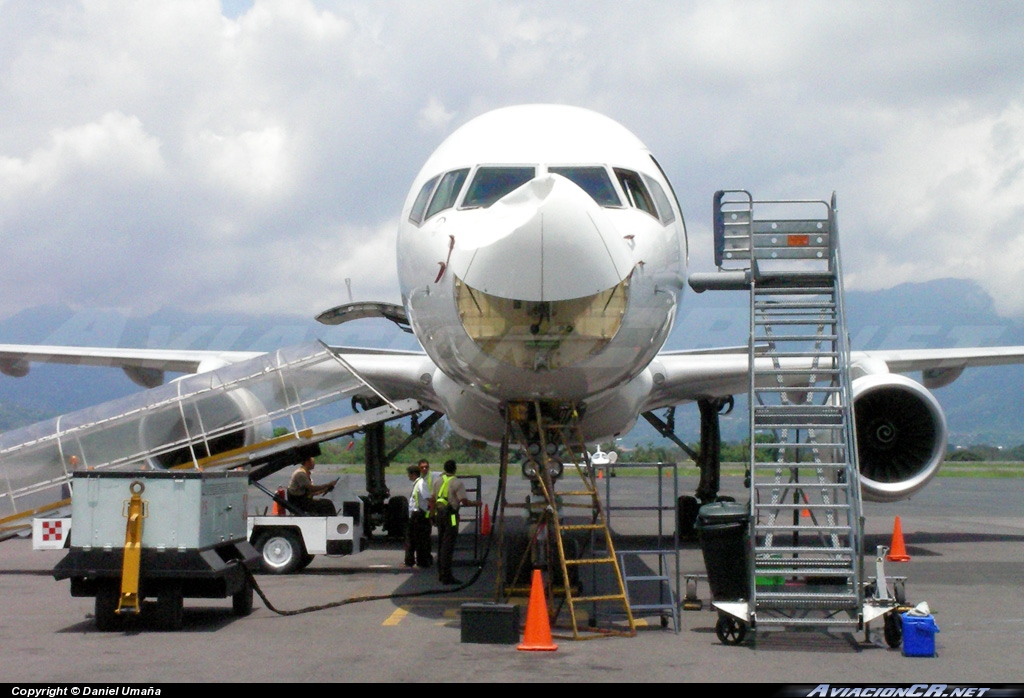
[{"xmin": 395, "ymin": 105, "xmax": 687, "ymax": 442}]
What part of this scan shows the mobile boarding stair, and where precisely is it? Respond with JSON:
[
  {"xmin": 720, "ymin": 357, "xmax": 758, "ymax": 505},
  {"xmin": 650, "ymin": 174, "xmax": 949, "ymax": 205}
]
[
  {"xmin": 689, "ymin": 191, "xmax": 887, "ymax": 644},
  {"xmin": 0, "ymin": 341, "xmax": 421, "ymax": 537}
]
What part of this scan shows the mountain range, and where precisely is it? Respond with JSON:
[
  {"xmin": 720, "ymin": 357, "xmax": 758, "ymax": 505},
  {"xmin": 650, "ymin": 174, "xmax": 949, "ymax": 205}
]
[{"xmin": 1, "ymin": 277, "xmax": 1022, "ymax": 447}]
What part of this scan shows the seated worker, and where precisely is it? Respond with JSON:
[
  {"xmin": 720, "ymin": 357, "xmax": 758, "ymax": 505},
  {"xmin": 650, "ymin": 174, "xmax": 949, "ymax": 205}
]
[{"xmin": 286, "ymin": 456, "xmax": 338, "ymax": 516}]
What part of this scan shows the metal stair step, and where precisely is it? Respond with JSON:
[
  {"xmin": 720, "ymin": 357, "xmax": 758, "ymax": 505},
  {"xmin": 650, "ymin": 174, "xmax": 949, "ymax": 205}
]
[
  {"xmin": 755, "ymin": 569, "xmax": 854, "ymax": 579},
  {"xmin": 752, "ymin": 332, "xmax": 839, "ymax": 341},
  {"xmin": 754, "ymin": 318, "xmax": 837, "ymax": 327},
  {"xmin": 758, "ymin": 350, "xmax": 839, "ymax": 358},
  {"xmin": 755, "ymin": 441, "xmax": 848, "ymax": 449},
  {"xmin": 754, "ymin": 422, "xmax": 845, "ymax": 431},
  {"xmin": 754, "ymin": 523, "xmax": 852, "ymax": 532},
  {"xmin": 753, "ymin": 483, "xmax": 847, "ymax": 489},
  {"xmin": 757, "ymin": 364, "xmax": 835, "ymax": 374},
  {"xmin": 755, "ymin": 545, "xmax": 854, "ymax": 556},
  {"xmin": 754, "ymin": 301, "xmax": 836, "ymax": 309},
  {"xmin": 756, "ymin": 592, "xmax": 859, "ymax": 606},
  {"xmin": 754, "ymin": 558, "xmax": 855, "ymax": 569},
  {"xmin": 749, "ymin": 462, "xmax": 853, "ymax": 471},
  {"xmin": 754, "ymin": 503, "xmax": 855, "ymax": 512},
  {"xmin": 753, "ymin": 615, "xmax": 859, "ymax": 627},
  {"xmin": 624, "ymin": 574, "xmax": 672, "ymax": 583},
  {"xmin": 755, "ymin": 404, "xmax": 842, "ymax": 414}
]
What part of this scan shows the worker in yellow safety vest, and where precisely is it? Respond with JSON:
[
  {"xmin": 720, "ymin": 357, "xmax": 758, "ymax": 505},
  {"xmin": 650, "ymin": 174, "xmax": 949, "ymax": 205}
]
[{"xmin": 430, "ymin": 459, "xmax": 479, "ymax": 585}]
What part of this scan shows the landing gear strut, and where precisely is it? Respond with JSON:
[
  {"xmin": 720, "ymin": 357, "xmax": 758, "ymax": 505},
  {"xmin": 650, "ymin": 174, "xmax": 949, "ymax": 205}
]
[
  {"xmin": 642, "ymin": 396, "xmax": 733, "ymax": 501},
  {"xmin": 353, "ymin": 396, "xmax": 443, "ymax": 537}
]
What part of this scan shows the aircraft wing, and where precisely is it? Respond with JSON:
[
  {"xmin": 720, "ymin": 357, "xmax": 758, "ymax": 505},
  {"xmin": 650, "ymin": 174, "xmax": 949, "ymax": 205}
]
[
  {"xmin": 643, "ymin": 345, "xmax": 1024, "ymax": 410},
  {"xmin": 0, "ymin": 343, "xmax": 426, "ymax": 388},
  {"xmin": 0, "ymin": 344, "xmax": 263, "ymax": 388}
]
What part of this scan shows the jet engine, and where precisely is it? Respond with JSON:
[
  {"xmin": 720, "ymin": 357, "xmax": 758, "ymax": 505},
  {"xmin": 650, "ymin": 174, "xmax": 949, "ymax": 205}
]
[
  {"xmin": 852, "ymin": 373, "xmax": 948, "ymax": 503},
  {"xmin": 139, "ymin": 388, "xmax": 271, "ymax": 469}
]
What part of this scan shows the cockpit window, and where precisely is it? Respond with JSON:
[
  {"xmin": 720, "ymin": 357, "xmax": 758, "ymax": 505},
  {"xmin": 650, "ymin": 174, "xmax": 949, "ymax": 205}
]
[
  {"xmin": 462, "ymin": 166, "xmax": 536, "ymax": 208},
  {"xmin": 614, "ymin": 168, "xmax": 658, "ymax": 219},
  {"xmin": 425, "ymin": 168, "xmax": 469, "ymax": 219},
  {"xmin": 643, "ymin": 173, "xmax": 676, "ymax": 225},
  {"xmin": 409, "ymin": 174, "xmax": 440, "ymax": 225},
  {"xmin": 548, "ymin": 166, "xmax": 621, "ymax": 206}
]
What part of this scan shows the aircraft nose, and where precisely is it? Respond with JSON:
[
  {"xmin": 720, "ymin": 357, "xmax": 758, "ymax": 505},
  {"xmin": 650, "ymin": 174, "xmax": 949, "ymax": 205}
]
[{"xmin": 446, "ymin": 174, "xmax": 633, "ymax": 301}]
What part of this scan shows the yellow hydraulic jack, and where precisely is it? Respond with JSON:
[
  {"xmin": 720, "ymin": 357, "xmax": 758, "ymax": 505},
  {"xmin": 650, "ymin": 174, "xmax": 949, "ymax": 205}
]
[{"xmin": 117, "ymin": 480, "xmax": 147, "ymax": 616}]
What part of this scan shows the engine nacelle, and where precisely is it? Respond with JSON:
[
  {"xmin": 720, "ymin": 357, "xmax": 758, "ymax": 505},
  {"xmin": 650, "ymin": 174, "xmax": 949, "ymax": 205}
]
[
  {"xmin": 139, "ymin": 388, "xmax": 271, "ymax": 469},
  {"xmin": 852, "ymin": 373, "xmax": 948, "ymax": 503}
]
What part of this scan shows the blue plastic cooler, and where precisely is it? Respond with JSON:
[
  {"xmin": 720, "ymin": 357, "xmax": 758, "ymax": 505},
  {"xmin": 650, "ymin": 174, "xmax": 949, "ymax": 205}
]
[{"xmin": 901, "ymin": 613, "xmax": 939, "ymax": 657}]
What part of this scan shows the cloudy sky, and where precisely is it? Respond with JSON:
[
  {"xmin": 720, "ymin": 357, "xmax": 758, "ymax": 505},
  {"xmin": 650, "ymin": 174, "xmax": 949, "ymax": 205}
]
[{"xmin": 2, "ymin": 0, "xmax": 1024, "ymax": 322}]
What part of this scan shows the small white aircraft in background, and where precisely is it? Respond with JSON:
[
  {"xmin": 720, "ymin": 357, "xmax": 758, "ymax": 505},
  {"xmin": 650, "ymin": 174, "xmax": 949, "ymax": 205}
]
[{"xmin": 3, "ymin": 103, "xmax": 1024, "ymax": 530}]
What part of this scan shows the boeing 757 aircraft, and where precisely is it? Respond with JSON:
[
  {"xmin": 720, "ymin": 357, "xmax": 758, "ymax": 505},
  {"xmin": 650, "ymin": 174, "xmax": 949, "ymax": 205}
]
[{"xmin": 2, "ymin": 104, "xmax": 1023, "ymax": 526}]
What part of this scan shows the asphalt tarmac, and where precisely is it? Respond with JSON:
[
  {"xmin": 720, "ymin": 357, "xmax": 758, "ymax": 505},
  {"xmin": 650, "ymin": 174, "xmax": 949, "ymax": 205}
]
[{"xmin": 0, "ymin": 473, "xmax": 1021, "ymax": 684}]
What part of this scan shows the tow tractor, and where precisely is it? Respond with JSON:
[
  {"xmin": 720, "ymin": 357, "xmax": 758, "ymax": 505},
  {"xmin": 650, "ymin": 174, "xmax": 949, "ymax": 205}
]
[{"xmin": 246, "ymin": 479, "xmax": 363, "ymax": 574}]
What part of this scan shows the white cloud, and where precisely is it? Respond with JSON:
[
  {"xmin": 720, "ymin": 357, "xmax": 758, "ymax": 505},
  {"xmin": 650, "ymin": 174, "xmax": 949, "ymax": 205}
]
[
  {"xmin": 0, "ymin": 0, "xmax": 1023, "ymax": 319},
  {"xmin": 417, "ymin": 97, "xmax": 456, "ymax": 133}
]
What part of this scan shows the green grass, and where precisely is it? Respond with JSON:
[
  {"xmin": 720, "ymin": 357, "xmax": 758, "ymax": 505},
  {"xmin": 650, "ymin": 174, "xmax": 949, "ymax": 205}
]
[{"xmin": 319, "ymin": 461, "xmax": 1024, "ymax": 478}]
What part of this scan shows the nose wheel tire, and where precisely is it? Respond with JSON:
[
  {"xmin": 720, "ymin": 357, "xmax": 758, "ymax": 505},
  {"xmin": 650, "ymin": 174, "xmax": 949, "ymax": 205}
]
[{"xmin": 715, "ymin": 614, "xmax": 747, "ymax": 645}]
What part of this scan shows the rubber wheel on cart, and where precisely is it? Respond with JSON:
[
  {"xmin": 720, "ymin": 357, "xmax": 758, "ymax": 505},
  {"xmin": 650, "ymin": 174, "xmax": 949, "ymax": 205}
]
[
  {"xmin": 883, "ymin": 612, "xmax": 902, "ymax": 649},
  {"xmin": 715, "ymin": 614, "xmax": 747, "ymax": 645},
  {"xmin": 232, "ymin": 575, "xmax": 254, "ymax": 616},
  {"xmin": 155, "ymin": 582, "xmax": 184, "ymax": 631},
  {"xmin": 254, "ymin": 530, "xmax": 305, "ymax": 574},
  {"xmin": 94, "ymin": 580, "xmax": 122, "ymax": 632}
]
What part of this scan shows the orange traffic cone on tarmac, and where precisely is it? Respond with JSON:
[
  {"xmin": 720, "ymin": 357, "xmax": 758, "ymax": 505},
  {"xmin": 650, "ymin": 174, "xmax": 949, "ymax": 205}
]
[
  {"xmin": 481, "ymin": 504, "xmax": 491, "ymax": 536},
  {"xmin": 886, "ymin": 516, "xmax": 910, "ymax": 562},
  {"xmin": 518, "ymin": 569, "xmax": 558, "ymax": 652},
  {"xmin": 272, "ymin": 487, "xmax": 286, "ymax": 516}
]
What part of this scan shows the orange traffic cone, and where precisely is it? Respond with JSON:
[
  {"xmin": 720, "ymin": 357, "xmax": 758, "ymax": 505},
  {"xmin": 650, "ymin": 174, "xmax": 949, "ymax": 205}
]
[
  {"xmin": 886, "ymin": 516, "xmax": 910, "ymax": 562},
  {"xmin": 597, "ymin": 468, "xmax": 604, "ymax": 480},
  {"xmin": 271, "ymin": 487, "xmax": 286, "ymax": 516},
  {"xmin": 518, "ymin": 569, "xmax": 558, "ymax": 652},
  {"xmin": 481, "ymin": 504, "xmax": 491, "ymax": 536}
]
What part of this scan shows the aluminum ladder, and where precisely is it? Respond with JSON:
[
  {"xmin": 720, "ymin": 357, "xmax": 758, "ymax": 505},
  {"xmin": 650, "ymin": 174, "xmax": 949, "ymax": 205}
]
[
  {"xmin": 692, "ymin": 190, "xmax": 864, "ymax": 639},
  {"xmin": 618, "ymin": 549, "xmax": 679, "ymax": 632}
]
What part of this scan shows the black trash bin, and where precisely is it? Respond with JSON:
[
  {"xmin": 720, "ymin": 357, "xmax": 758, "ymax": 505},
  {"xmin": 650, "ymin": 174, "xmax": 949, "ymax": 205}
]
[{"xmin": 697, "ymin": 501, "xmax": 750, "ymax": 602}]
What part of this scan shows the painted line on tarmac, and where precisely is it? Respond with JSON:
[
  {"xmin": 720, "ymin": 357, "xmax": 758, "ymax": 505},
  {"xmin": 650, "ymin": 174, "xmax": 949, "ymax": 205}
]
[{"xmin": 383, "ymin": 606, "xmax": 409, "ymax": 626}]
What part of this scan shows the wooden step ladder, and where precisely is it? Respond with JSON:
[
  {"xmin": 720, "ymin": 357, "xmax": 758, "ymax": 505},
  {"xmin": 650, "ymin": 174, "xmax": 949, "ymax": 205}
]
[{"xmin": 498, "ymin": 401, "xmax": 635, "ymax": 639}]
